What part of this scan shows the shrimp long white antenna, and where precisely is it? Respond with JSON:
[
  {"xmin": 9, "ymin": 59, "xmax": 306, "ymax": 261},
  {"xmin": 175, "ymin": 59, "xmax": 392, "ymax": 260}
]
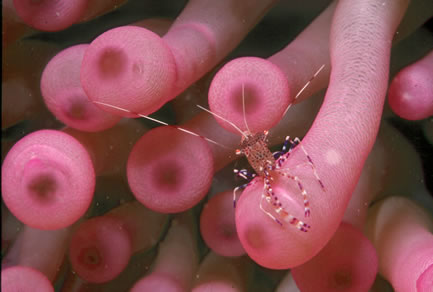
[
  {"xmin": 93, "ymin": 101, "xmax": 229, "ymax": 148},
  {"xmin": 282, "ymin": 64, "xmax": 326, "ymax": 117},
  {"xmin": 196, "ymin": 105, "xmax": 248, "ymax": 139},
  {"xmin": 241, "ymin": 83, "xmax": 252, "ymax": 135}
]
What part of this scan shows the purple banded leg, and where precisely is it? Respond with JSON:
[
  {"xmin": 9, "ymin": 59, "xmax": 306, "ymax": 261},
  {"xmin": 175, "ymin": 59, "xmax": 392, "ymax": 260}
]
[
  {"xmin": 273, "ymin": 136, "xmax": 297, "ymax": 160},
  {"xmin": 276, "ymin": 171, "xmax": 311, "ymax": 217},
  {"xmin": 273, "ymin": 151, "xmax": 284, "ymax": 160},
  {"xmin": 285, "ymin": 214, "xmax": 311, "ymax": 232},
  {"xmin": 275, "ymin": 136, "xmax": 299, "ymax": 167},
  {"xmin": 233, "ymin": 182, "xmax": 251, "ymax": 208},
  {"xmin": 261, "ymin": 174, "xmax": 312, "ymax": 232},
  {"xmin": 263, "ymin": 175, "xmax": 277, "ymax": 202},
  {"xmin": 233, "ymin": 168, "xmax": 257, "ymax": 208},
  {"xmin": 234, "ymin": 168, "xmax": 256, "ymax": 181},
  {"xmin": 282, "ymin": 135, "xmax": 297, "ymax": 153},
  {"xmin": 289, "ymin": 162, "xmax": 326, "ymax": 191},
  {"xmin": 259, "ymin": 193, "xmax": 283, "ymax": 226},
  {"xmin": 293, "ymin": 137, "xmax": 325, "ymax": 191},
  {"xmin": 261, "ymin": 175, "xmax": 284, "ymax": 225},
  {"xmin": 271, "ymin": 198, "xmax": 312, "ymax": 232}
]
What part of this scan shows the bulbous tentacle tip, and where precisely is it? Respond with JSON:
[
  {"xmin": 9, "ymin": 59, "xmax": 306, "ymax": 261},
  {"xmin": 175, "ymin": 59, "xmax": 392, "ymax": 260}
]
[
  {"xmin": 81, "ymin": 25, "xmax": 177, "ymax": 117},
  {"xmin": 1, "ymin": 130, "xmax": 95, "ymax": 230},
  {"xmin": 208, "ymin": 57, "xmax": 290, "ymax": 135},
  {"xmin": 1, "ymin": 266, "xmax": 54, "ymax": 292},
  {"xmin": 13, "ymin": 0, "xmax": 88, "ymax": 32},
  {"xmin": 200, "ymin": 190, "xmax": 245, "ymax": 257},
  {"xmin": 69, "ymin": 216, "xmax": 132, "ymax": 283},
  {"xmin": 127, "ymin": 126, "xmax": 214, "ymax": 213},
  {"xmin": 41, "ymin": 44, "xmax": 121, "ymax": 132},
  {"xmin": 131, "ymin": 273, "xmax": 185, "ymax": 292},
  {"xmin": 291, "ymin": 223, "xmax": 378, "ymax": 292}
]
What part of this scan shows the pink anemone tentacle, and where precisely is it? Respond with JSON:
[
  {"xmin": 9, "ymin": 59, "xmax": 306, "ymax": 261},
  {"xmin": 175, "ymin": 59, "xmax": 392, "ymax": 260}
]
[
  {"xmin": 388, "ymin": 49, "xmax": 433, "ymax": 120},
  {"xmin": 1, "ymin": 266, "xmax": 54, "ymax": 292},
  {"xmin": 235, "ymin": 0, "xmax": 409, "ymax": 269},
  {"xmin": 13, "ymin": 0, "xmax": 88, "ymax": 31},
  {"xmin": 192, "ymin": 253, "xmax": 253, "ymax": 292},
  {"xmin": 291, "ymin": 222, "xmax": 378, "ymax": 292},
  {"xmin": 1, "ymin": 224, "xmax": 74, "ymax": 292},
  {"xmin": 208, "ymin": 57, "xmax": 290, "ymax": 134},
  {"xmin": 130, "ymin": 212, "xmax": 198, "ymax": 292},
  {"xmin": 366, "ymin": 196, "xmax": 433, "ymax": 292},
  {"xmin": 2, "ymin": 225, "xmax": 71, "ymax": 282},
  {"xmin": 127, "ymin": 126, "xmax": 214, "ymax": 213},
  {"xmin": 207, "ymin": 2, "xmax": 336, "ymax": 136},
  {"xmin": 12, "ymin": 0, "xmax": 127, "ymax": 32},
  {"xmin": 41, "ymin": 44, "xmax": 121, "ymax": 132},
  {"xmin": 1, "ymin": 130, "xmax": 95, "ymax": 230},
  {"xmin": 69, "ymin": 202, "xmax": 168, "ymax": 283},
  {"xmin": 81, "ymin": 0, "xmax": 276, "ymax": 118},
  {"xmin": 200, "ymin": 190, "xmax": 245, "ymax": 257}
]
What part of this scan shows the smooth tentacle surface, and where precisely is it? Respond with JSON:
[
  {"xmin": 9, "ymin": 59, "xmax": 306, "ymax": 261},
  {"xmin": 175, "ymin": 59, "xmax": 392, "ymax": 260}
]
[
  {"xmin": 366, "ymin": 196, "xmax": 433, "ymax": 292},
  {"xmin": 130, "ymin": 212, "xmax": 198, "ymax": 292}
]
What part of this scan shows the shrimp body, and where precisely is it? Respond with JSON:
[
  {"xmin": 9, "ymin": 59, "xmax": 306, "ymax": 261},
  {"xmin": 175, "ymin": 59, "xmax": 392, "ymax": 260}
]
[
  {"xmin": 237, "ymin": 131, "xmax": 275, "ymax": 176},
  {"xmin": 230, "ymin": 64, "xmax": 327, "ymax": 232},
  {"xmin": 235, "ymin": 132, "xmax": 316, "ymax": 232}
]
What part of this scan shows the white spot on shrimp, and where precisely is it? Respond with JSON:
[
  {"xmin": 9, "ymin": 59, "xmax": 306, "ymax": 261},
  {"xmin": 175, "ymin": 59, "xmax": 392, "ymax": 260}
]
[{"xmin": 325, "ymin": 149, "xmax": 341, "ymax": 165}]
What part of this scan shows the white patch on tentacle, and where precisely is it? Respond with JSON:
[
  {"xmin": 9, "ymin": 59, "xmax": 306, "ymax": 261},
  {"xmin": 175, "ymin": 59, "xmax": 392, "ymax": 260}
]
[{"xmin": 325, "ymin": 149, "xmax": 341, "ymax": 165}]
